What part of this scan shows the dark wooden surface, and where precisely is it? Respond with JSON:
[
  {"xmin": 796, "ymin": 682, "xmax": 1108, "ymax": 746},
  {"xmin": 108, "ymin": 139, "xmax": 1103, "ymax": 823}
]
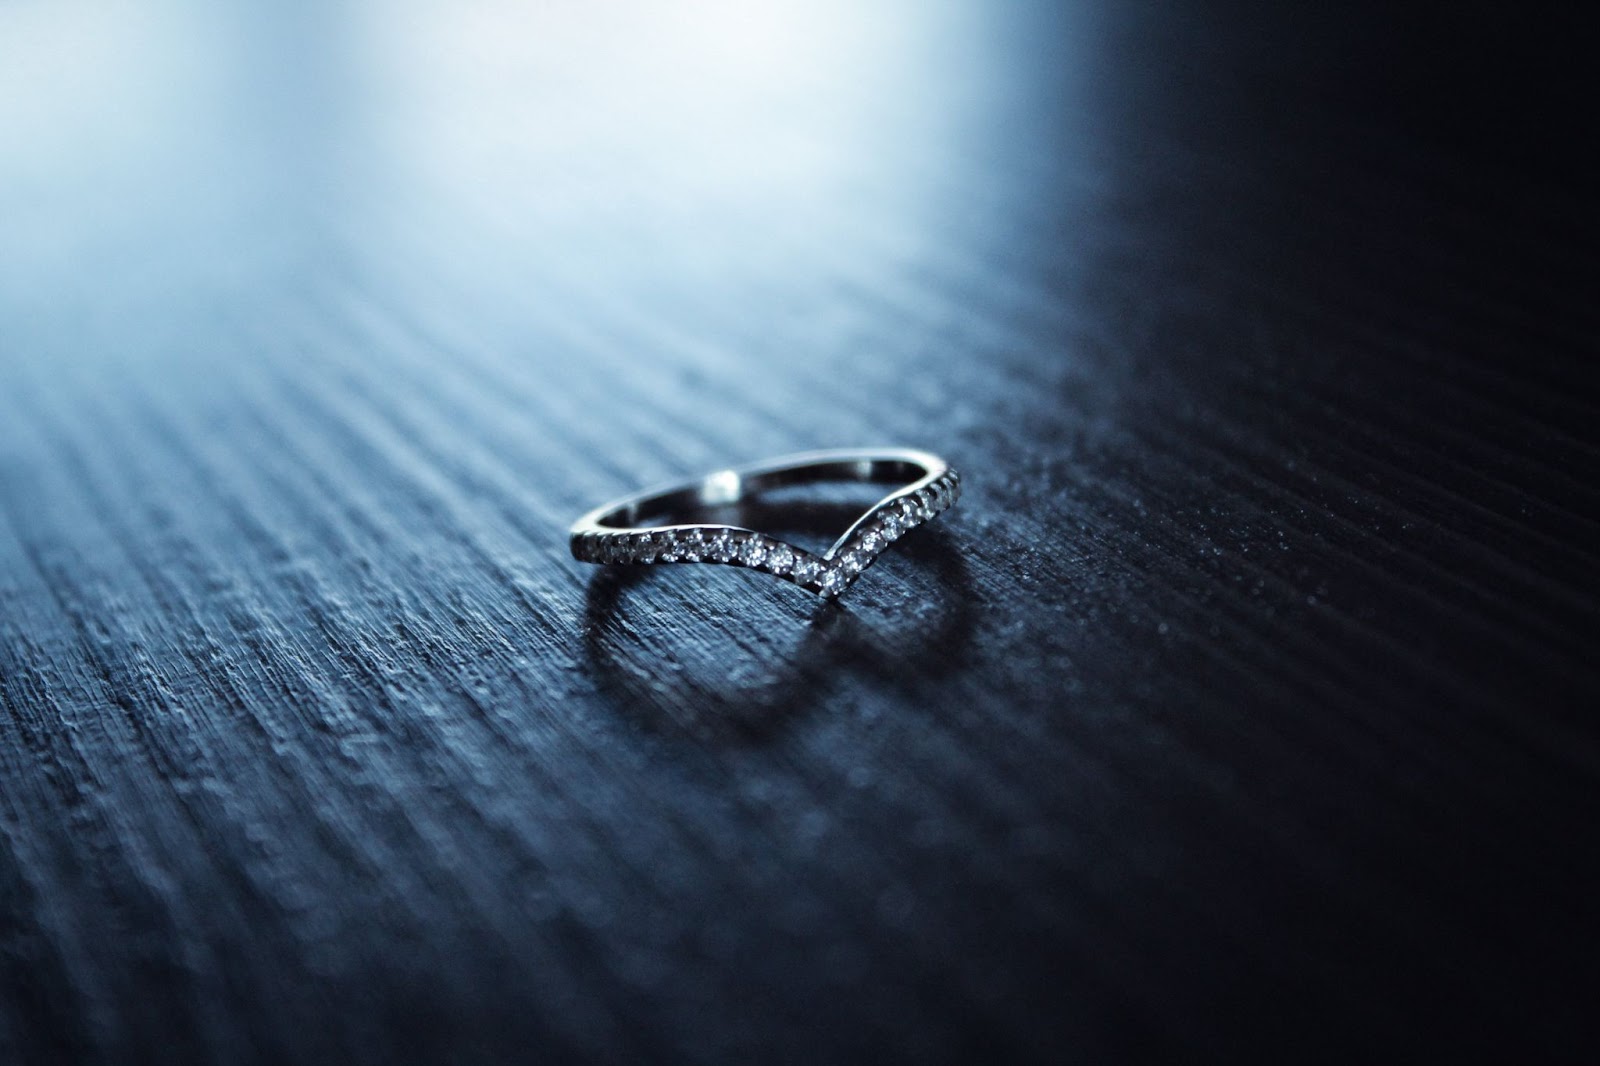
[{"xmin": 2, "ymin": 2, "xmax": 1596, "ymax": 1062}]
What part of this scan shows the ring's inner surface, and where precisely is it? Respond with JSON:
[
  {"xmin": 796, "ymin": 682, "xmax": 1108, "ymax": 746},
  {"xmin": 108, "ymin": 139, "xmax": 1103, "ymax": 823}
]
[{"xmin": 600, "ymin": 458, "xmax": 931, "ymax": 529}]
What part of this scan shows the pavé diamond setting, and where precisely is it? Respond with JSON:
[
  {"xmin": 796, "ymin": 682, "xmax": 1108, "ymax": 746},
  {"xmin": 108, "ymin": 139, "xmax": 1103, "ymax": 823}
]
[{"xmin": 569, "ymin": 448, "xmax": 961, "ymax": 599}]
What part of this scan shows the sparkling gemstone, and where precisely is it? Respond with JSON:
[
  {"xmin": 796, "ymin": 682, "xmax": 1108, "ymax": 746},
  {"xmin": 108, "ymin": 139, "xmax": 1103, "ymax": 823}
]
[
  {"xmin": 818, "ymin": 567, "xmax": 847, "ymax": 596},
  {"xmin": 899, "ymin": 497, "xmax": 922, "ymax": 523},
  {"xmin": 879, "ymin": 513, "xmax": 903, "ymax": 540},
  {"xmin": 791, "ymin": 555, "xmax": 821, "ymax": 585},
  {"xmin": 708, "ymin": 531, "xmax": 734, "ymax": 563},
  {"xmin": 765, "ymin": 544, "xmax": 794, "ymax": 575},
  {"xmin": 841, "ymin": 550, "xmax": 870, "ymax": 575},
  {"xmin": 739, "ymin": 538, "xmax": 769, "ymax": 567},
  {"xmin": 858, "ymin": 530, "xmax": 884, "ymax": 555}
]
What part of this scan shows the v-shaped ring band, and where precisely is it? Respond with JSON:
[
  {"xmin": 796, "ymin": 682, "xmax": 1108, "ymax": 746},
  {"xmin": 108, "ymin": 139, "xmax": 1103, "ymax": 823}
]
[{"xmin": 569, "ymin": 448, "xmax": 961, "ymax": 598}]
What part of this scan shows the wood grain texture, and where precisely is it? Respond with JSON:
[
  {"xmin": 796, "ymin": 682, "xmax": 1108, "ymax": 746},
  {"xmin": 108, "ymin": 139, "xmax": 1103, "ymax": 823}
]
[{"xmin": 2, "ymin": 1, "xmax": 1595, "ymax": 1062}]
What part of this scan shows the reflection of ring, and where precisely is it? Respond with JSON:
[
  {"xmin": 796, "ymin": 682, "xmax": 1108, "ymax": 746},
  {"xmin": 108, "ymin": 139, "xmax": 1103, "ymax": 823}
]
[{"xmin": 569, "ymin": 448, "xmax": 962, "ymax": 599}]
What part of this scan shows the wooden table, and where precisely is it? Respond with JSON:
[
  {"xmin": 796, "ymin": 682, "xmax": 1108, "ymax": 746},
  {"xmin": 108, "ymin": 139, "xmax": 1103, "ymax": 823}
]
[{"xmin": 3, "ymin": 2, "xmax": 1593, "ymax": 1061}]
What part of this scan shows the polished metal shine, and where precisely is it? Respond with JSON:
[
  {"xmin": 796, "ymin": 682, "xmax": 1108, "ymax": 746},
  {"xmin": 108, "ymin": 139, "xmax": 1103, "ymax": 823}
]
[{"xmin": 569, "ymin": 448, "xmax": 961, "ymax": 598}]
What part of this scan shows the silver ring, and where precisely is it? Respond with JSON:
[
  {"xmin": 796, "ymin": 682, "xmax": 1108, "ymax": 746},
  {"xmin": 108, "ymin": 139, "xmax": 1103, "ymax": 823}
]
[{"xmin": 569, "ymin": 448, "xmax": 961, "ymax": 599}]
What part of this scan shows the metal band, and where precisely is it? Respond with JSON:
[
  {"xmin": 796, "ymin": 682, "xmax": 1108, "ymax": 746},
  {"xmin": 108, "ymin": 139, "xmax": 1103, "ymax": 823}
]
[{"xmin": 569, "ymin": 448, "xmax": 961, "ymax": 598}]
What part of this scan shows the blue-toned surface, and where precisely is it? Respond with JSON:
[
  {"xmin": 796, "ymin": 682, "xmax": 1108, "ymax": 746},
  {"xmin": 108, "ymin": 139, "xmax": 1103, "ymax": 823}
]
[{"xmin": 2, "ymin": 1, "xmax": 1596, "ymax": 1061}]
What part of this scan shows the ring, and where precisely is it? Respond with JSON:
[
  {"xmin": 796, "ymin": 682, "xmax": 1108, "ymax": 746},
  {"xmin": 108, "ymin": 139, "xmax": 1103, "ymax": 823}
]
[{"xmin": 569, "ymin": 448, "xmax": 961, "ymax": 599}]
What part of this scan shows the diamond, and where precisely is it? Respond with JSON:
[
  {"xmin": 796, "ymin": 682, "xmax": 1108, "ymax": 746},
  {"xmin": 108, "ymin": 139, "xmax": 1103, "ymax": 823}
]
[
  {"xmin": 738, "ymin": 537, "xmax": 769, "ymax": 567},
  {"xmin": 707, "ymin": 530, "xmax": 734, "ymax": 563},
  {"xmin": 858, "ymin": 529, "xmax": 884, "ymax": 555},
  {"xmin": 818, "ymin": 567, "xmax": 847, "ymax": 596},
  {"xmin": 791, "ymin": 555, "xmax": 822, "ymax": 585},
  {"xmin": 766, "ymin": 543, "xmax": 794, "ymax": 576}
]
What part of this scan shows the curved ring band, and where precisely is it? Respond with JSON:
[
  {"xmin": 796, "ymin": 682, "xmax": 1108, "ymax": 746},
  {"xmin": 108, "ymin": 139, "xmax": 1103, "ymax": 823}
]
[{"xmin": 569, "ymin": 448, "xmax": 961, "ymax": 598}]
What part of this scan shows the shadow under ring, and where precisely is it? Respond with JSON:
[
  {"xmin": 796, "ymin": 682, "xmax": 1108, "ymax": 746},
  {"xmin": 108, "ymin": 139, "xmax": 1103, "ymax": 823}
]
[{"xmin": 581, "ymin": 520, "xmax": 976, "ymax": 743}]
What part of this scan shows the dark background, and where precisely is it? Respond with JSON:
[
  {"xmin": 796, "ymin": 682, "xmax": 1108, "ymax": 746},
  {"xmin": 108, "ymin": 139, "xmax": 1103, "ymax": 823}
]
[{"xmin": 2, "ymin": 1, "xmax": 1595, "ymax": 1062}]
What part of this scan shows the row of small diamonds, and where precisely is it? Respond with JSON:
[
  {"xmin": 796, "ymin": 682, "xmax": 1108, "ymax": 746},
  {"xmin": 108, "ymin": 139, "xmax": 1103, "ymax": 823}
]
[
  {"xmin": 816, "ymin": 468, "xmax": 963, "ymax": 597},
  {"xmin": 571, "ymin": 527, "xmax": 833, "ymax": 589},
  {"xmin": 572, "ymin": 467, "xmax": 960, "ymax": 598}
]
